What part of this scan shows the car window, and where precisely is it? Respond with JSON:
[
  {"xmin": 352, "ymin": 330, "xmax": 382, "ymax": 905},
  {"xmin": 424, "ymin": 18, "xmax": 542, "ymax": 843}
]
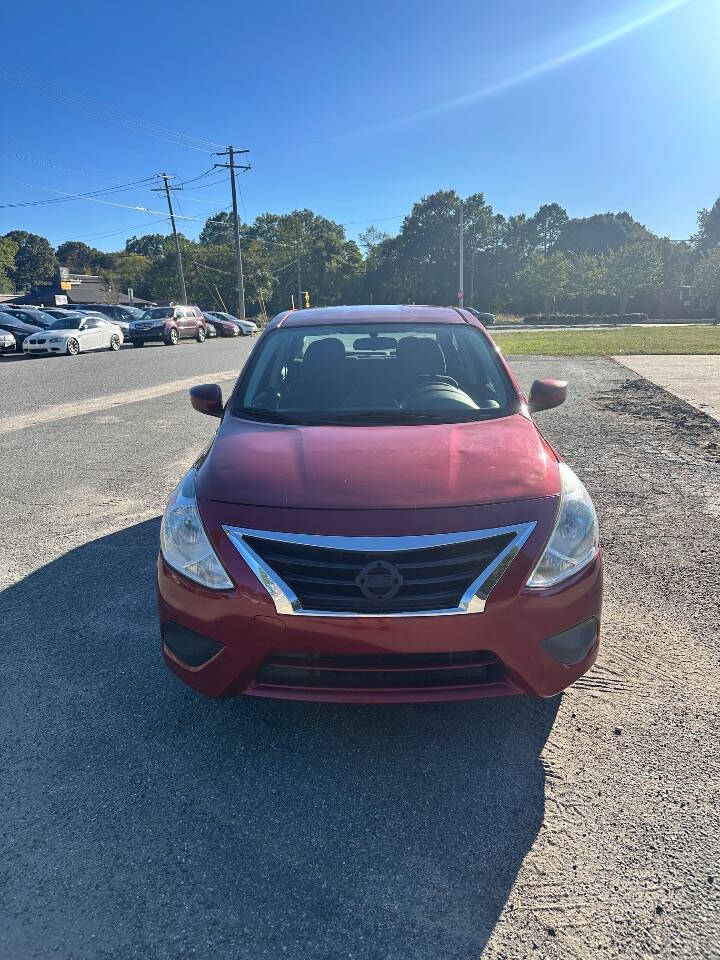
[
  {"xmin": 234, "ymin": 322, "xmax": 518, "ymax": 426},
  {"xmin": 50, "ymin": 316, "xmax": 83, "ymax": 330}
]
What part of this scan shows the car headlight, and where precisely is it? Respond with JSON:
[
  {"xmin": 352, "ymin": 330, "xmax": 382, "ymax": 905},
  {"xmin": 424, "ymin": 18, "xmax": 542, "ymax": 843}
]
[
  {"xmin": 49, "ymin": 337, "xmax": 63, "ymax": 343},
  {"xmin": 526, "ymin": 463, "xmax": 599, "ymax": 588},
  {"xmin": 160, "ymin": 468, "xmax": 233, "ymax": 589}
]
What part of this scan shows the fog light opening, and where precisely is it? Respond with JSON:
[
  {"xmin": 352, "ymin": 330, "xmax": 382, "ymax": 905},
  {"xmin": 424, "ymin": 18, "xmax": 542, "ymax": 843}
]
[
  {"xmin": 162, "ymin": 622, "xmax": 224, "ymax": 668},
  {"xmin": 540, "ymin": 618, "xmax": 598, "ymax": 666}
]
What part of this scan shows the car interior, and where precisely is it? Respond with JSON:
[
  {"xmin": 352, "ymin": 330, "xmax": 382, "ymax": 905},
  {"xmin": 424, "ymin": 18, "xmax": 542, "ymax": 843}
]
[{"xmin": 241, "ymin": 326, "xmax": 513, "ymax": 416}]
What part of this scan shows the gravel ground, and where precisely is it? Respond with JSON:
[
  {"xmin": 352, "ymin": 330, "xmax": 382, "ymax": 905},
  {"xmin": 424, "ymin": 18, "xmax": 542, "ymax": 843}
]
[{"xmin": 1, "ymin": 346, "xmax": 718, "ymax": 959}]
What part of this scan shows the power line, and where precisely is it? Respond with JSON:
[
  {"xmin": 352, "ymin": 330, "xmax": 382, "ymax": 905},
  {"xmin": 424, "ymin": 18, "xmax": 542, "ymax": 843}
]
[
  {"xmin": 48, "ymin": 217, "xmax": 169, "ymax": 245},
  {"xmin": 0, "ymin": 57, "xmax": 224, "ymax": 153},
  {"xmin": 174, "ymin": 167, "xmax": 218, "ymax": 188},
  {"xmin": 0, "ymin": 149, "xmax": 142, "ymax": 188},
  {"xmin": 2, "ymin": 177, "xmax": 217, "ymax": 221},
  {"xmin": 0, "ymin": 175, "xmax": 160, "ymax": 210},
  {"xmin": 190, "ymin": 260, "xmax": 235, "ymax": 276}
]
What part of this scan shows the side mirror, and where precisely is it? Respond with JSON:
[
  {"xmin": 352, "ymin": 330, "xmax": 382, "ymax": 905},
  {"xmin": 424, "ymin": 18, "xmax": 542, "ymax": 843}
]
[
  {"xmin": 190, "ymin": 383, "xmax": 223, "ymax": 418},
  {"xmin": 528, "ymin": 378, "xmax": 567, "ymax": 413}
]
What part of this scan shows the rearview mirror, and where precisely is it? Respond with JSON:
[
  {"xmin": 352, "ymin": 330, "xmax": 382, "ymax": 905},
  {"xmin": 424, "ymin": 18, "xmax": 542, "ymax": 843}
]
[
  {"xmin": 528, "ymin": 378, "xmax": 567, "ymax": 413},
  {"xmin": 190, "ymin": 383, "xmax": 223, "ymax": 418}
]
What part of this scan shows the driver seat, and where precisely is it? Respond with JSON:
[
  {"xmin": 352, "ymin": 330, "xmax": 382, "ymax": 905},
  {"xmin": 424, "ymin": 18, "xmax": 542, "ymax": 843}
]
[{"xmin": 396, "ymin": 336, "xmax": 447, "ymax": 397}]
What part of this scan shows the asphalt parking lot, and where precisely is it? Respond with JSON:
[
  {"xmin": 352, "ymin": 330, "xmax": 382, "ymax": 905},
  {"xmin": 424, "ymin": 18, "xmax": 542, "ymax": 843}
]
[{"xmin": 1, "ymin": 339, "xmax": 719, "ymax": 959}]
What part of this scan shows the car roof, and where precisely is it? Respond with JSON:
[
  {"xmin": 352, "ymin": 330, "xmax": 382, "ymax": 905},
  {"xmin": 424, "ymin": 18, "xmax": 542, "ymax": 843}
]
[{"xmin": 270, "ymin": 304, "xmax": 471, "ymax": 329}]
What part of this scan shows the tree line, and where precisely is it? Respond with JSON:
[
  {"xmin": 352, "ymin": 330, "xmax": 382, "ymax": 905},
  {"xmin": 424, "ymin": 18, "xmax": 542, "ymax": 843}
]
[{"xmin": 2, "ymin": 190, "xmax": 720, "ymax": 317}]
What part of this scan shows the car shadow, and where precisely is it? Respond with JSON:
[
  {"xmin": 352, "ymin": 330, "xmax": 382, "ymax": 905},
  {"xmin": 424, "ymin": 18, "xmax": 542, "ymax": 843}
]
[{"xmin": 1, "ymin": 519, "xmax": 560, "ymax": 960}]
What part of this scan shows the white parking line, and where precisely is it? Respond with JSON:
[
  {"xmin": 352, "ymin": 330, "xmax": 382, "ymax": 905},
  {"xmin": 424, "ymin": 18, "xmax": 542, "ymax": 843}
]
[{"xmin": 0, "ymin": 370, "xmax": 240, "ymax": 435}]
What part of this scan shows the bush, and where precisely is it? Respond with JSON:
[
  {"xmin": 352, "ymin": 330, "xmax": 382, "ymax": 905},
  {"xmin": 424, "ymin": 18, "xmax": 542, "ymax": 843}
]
[{"xmin": 523, "ymin": 312, "xmax": 649, "ymax": 325}]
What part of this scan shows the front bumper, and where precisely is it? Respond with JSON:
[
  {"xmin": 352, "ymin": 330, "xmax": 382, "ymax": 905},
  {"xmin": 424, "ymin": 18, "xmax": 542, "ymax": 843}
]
[
  {"xmin": 130, "ymin": 332, "xmax": 165, "ymax": 343},
  {"xmin": 157, "ymin": 497, "xmax": 603, "ymax": 703},
  {"xmin": 24, "ymin": 341, "xmax": 65, "ymax": 354}
]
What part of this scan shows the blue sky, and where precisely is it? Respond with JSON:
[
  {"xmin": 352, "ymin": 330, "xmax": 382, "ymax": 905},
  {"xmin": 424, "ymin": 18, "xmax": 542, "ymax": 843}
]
[{"xmin": 1, "ymin": 0, "xmax": 718, "ymax": 250}]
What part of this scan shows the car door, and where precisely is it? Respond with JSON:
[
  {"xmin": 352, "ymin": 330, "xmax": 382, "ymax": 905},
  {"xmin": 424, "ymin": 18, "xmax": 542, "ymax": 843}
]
[
  {"xmin": 80, "ymin": 318, "xmax": 104, "ymax": 350},
  {"xmin": 95, "ymin": 318, "xmax": 116, "ymax": 347},
  {"xmin": 175, "ymin": 307, "xmax": 189, "ymax": 338},
  {"xmin": 187, "ymin": 307, "xmax": 201, "ymax": 337}
]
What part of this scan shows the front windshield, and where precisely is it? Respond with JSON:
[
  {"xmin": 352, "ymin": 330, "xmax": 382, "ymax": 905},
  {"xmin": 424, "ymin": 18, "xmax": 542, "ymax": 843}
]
[
  {"xmin": 125, "ymin": 306, "xmax": 144, "ymax": 319},
  {"xmin": 49, "ymin": 316, "xmax": 83, "ymax": 330},
  {"xmin": 142, "ymin": 307, "xmax": 173, "ymax": 320},
  {"xmin": 233, "ymin": 323, "xmax": 518, "ymax": 426}
]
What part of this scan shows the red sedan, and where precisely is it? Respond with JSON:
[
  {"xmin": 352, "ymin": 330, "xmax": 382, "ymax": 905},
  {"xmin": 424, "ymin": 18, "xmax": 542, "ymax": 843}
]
[{"xmin": 158, "ymin": 305, "xmax": 602, "ymax": 703}]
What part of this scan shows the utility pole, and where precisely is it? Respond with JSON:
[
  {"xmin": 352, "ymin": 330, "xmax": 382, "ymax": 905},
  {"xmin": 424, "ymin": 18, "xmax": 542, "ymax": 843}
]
[
  {"xmin": 295, "ymin": 218, "xmax": 302, "ymax": 310},
  {"xmin": 458, "ymin": 200, "xmax": 464, "ymax": 308},
  {"xmin": 215, "ymin": 146, "xmax": 251, "ymax": 322},
  {"xmin": 153, "ymin": 173, "xmax": 187, "ymax": 303},
  {"xmin": 470, "ymin": 247, "xmax": 475, "ymax": 309}
]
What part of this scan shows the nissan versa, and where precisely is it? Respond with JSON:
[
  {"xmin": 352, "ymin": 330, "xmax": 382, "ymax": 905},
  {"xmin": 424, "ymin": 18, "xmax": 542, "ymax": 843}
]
[{"xmin": 158, "ymin": 305, "xmax": 602, "ymax": 703}]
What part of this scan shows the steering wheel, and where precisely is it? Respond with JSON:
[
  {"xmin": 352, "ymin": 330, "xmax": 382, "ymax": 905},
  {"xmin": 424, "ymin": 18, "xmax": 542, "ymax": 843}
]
[{"xmin": 401, "ymin": 373, "xmax": 458, "ymax": 406}]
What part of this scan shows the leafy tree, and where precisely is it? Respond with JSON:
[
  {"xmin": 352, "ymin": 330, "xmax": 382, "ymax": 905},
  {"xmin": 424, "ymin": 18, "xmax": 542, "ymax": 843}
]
[
  {"xmin": 517, "ymin": 251, "xmax": 570, "ymax": 315},
  {"xmin": 199, "ymin": 212, "xmax": 242, "ymax": 247},
  {"xmin": 372, "ymin": 190, "xmax": 495, "ymax": 306},
  {"xmin": 693, "ymin": 250, "xmax": 720, "ymax": 317},
  {"xmin": 358, "ymin": 225, "xmax": 390, "ymax": 254},
  {"xmin": 107, "ymin": 253, "xmax": 152, "ymax": 297},
  {"xmin": 557, "ymin": 212, "xmax": 656, "ymax": 255},
  {"xmin": 56, "ymin": 241, "xmax": 104, "ymax": 273},
  {"xmin": 0, "ymin": 235, "xmax": 18, "ymax": 293},
  {"xmin": 604, "ymin": 242, "xmax": 662, "ymax": 313},
  {"xmin": 530, "ymin": 203, "xmax": 568, "ymax": 254},
  {"xmin": 566, "ymin": 253, "xmax": 606, "ymax": 311},
  {"xmin": 660, "ymin": 239, "xmax": 691, "ymax": 291},
  {"xmin": 4, "ymin": 230, "xmax": 57, "ymax": 290},
  {"xmin": 125, "ymin": 234, "xmax": 168, "ymax": 257},
  {"xmin": 692, "ymin": 196, "xmax": 720, "ymax": 251}
]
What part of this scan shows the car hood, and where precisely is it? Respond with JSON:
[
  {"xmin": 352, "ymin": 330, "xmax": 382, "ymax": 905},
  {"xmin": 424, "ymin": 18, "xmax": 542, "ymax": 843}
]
[
  {"xmin": 40, "ymin": 328, "xmax": 76, "ymax": 337},
  {"xmin": 197, "ymin": 413, "xmax": 560, "ymax": 510}
]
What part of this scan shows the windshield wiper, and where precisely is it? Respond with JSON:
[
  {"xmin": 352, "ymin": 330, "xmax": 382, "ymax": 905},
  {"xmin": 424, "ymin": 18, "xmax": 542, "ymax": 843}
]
[{"xmin": 234, "ymin": 408, "xmax": 496, "ymax": 426}]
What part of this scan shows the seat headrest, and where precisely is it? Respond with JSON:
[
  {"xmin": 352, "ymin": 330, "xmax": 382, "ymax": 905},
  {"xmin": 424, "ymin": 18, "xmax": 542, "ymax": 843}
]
[
  {"xmin": 396, "ymin": 336, "xmax": 446, "ymax": 376},
  {"xmin": 302, "ymin": 337, "xmax": 345, "ymax": 375}
]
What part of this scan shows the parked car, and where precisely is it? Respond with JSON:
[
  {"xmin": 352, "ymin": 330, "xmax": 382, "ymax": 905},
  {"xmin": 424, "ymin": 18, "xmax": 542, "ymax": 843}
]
[
  {"xmin": 2, "ymin": 307, "xmax": 58, "ymax": 330},
  {"xmin": 74, "ymin": 309, "xmax": 130, "ymax": 339},
  {"xmin": 129, "ymin": 306, "xmax": 206, "ymax": 346},
  {"xmin": 465, "ymin": 307, "xmax": 495, "ymax": 326},
  {"xmin": 23, "ymin": 313, "xmax": 123, "ymax": 356},
  {"xmin": 205, "ymin": 321, "xmax": 218, "ymax": 338},
  {"xmin": 0, "ymin": 312, "xmax": 42, "ymax": 346},
  {"xmin": 0, "ymin": 330, "xmax": 16, "ymax": 354},
  {"xmin": 79, "ymin": 303, "xmax": 145, "ymax": 325},
  {"xmin": 205, "ymin": 311, "xmax": 257, "ymax": 336},
  {"xmin": 158, "ymin": 304, "xmax": 602, "ymax": 703},
  {"xmin": 41, "ymin": 308, "xmax": 85, "ymax": 321},
  {"xmin": 0, "ymin": 306, "xmax": 56, "ymax": 329}
]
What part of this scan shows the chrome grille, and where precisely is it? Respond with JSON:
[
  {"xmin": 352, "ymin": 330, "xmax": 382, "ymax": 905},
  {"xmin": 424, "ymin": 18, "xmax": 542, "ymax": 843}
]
[{"xmin": 224, "ymin": 523, "xmax": 536, "ymax": 617}]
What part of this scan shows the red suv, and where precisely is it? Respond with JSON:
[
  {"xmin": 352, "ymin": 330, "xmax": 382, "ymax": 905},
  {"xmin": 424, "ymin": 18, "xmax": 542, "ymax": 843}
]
[
  {"xmin": 158, "ymin": 305, "xmax": 602, "ymax": 703},
  {"xmin": 129, "ymin": 305, "xmax": 206, "ymax": 347}
]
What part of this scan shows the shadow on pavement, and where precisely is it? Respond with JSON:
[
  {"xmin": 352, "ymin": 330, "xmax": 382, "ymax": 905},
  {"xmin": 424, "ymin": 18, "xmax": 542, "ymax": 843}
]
[{"xmin": 1, "ymin": 519, "xmax": 559, "ymax": 960}]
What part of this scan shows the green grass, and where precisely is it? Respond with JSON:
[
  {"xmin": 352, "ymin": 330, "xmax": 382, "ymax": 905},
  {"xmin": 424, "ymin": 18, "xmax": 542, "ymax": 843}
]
[{"xmin": 492, "ymin": 324, "xmax": 720, "ymax": 356}]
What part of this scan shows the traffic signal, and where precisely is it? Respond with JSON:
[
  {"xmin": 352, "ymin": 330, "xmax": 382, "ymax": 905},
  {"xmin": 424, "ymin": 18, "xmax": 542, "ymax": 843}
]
[{"xmin": 304, "ymin": 290, "xmax": 310, "ymax": 308}]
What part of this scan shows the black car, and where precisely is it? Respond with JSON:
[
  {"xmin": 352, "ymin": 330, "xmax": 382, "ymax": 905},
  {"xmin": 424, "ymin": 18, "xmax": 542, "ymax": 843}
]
[
  {"xmin": 2, "ymin": 307, "xmax": 57, "ymax": 329},
  {"xmin": 0, "ymin": 311, "xmax": 42, "ymax": 346},
  {"xmin": 464, "ymin": 307, "xmax": 495, "ymax": 326},
  {"xmin": 81, "ymin": 303, "xmax": 145, "ymax": 324}
]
